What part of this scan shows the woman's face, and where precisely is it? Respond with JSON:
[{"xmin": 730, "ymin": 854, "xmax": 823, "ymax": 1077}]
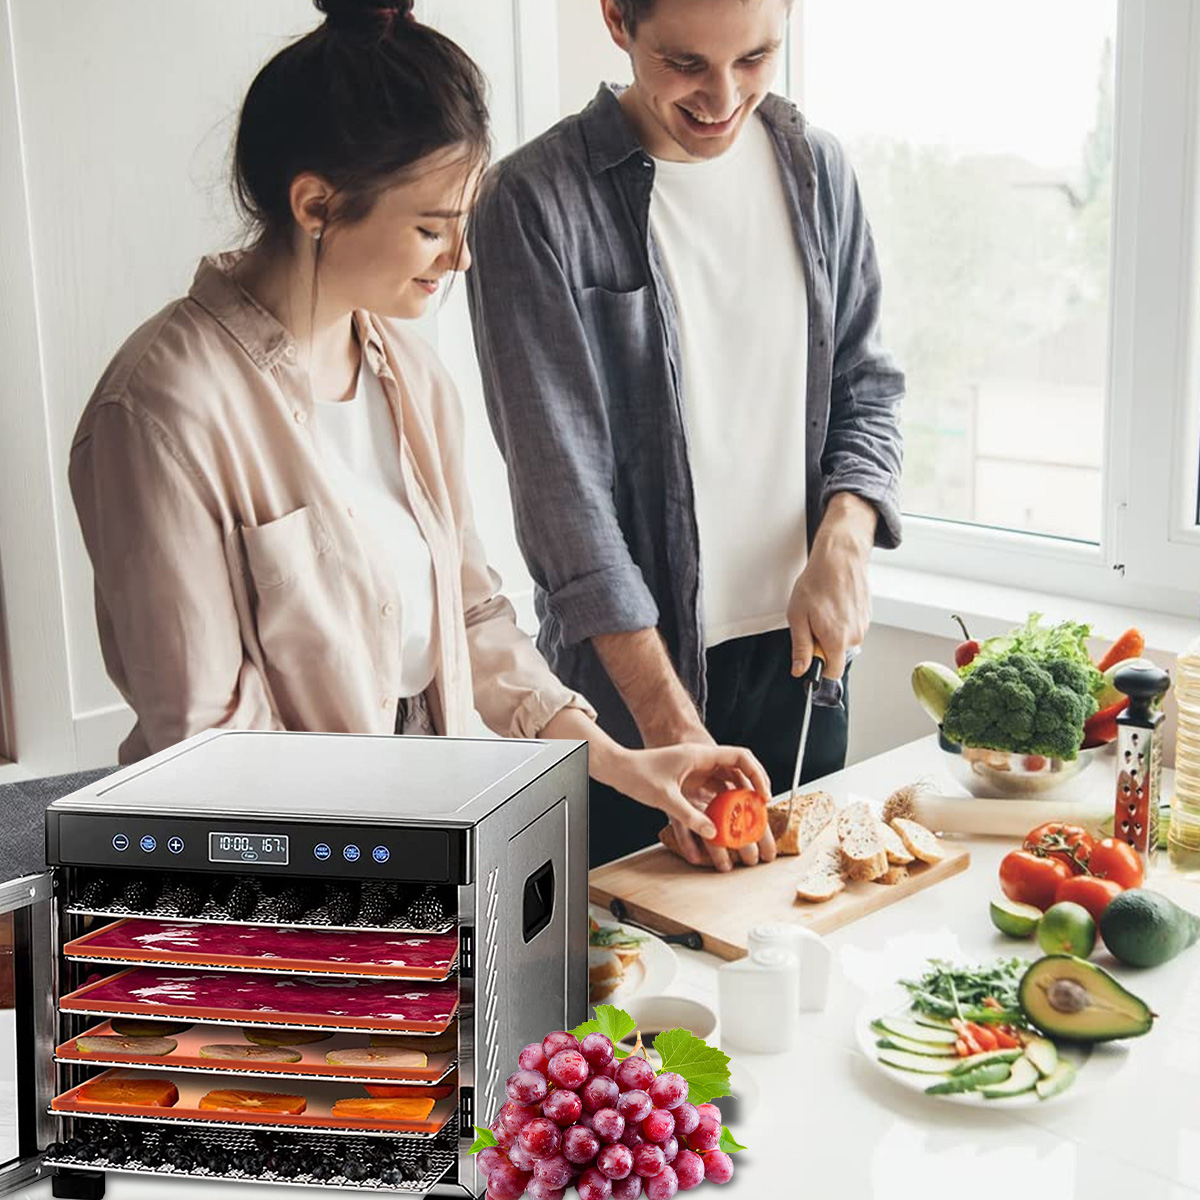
[{"xmin": 318, "ymin": 148, "xmax": 480, "ymax": 321}]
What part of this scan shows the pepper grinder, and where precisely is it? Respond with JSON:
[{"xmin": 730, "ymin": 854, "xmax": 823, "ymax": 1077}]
[{"xmin": 1112, "ymin": 660, "xmax": 1171, "ymax": 871}]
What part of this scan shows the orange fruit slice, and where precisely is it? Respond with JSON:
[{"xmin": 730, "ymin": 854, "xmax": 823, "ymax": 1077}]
[
  {"xmin": 331, "ymin": 1096, "xmax": 435, "ymax": 1122},
  {"xmin": 78, "ymin": 1077, "xmax": 179, "ymax": 1107},
  {"xmin": 198, "ymin": 1089, "xmax": 307, "ymax": 1114}
]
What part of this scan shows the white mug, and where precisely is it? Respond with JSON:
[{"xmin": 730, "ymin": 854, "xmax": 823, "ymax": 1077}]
[{"xmin": 747, "ymin": 922, "xmax": 832, "ymax": 1012}]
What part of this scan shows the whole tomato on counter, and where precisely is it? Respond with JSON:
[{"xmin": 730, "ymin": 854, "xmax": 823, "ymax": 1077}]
[
  {"xmin": 1054, "ymin": 874, "xmax": 1124, "ymax": 925},
  {"xmin": 1023, "ymin": 822, "xmax": 1094, "ymax": 872},
  {"xmin": 999, "ymin": 850, "xmax": 1073, "ymax": 910},
  {"xmin": 1088, "ymin": 837, "xmax": 1145, "ymax": 890}
]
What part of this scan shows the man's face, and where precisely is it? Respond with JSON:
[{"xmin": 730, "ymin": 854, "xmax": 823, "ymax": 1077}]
[{"xmin": 605, "ymin": 0, "xmax": 789, "ymax": 163}]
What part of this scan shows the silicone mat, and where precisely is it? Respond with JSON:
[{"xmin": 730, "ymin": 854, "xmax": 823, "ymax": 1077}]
[
  {"xmin": 60, "ymin": 968, "xmax": 458, "ymax": 1033},
  {"xmin": 64, "ymin": 920, "xmax": 458, "ymax": 981},
  {"xmin": 56, "ymin": 1019, "xmax": 455, "ymax": 1083},
  {"xmin": 52, "ymin": 1068, "xmax": 455, "ymax": 1135}
]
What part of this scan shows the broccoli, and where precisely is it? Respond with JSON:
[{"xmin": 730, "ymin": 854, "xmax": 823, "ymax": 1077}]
[{"xmin": 942, "ymin": 653, "xmax": 1097, "ymax": 761}]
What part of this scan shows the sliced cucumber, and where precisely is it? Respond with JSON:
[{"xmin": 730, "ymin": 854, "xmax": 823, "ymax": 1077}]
[
  {"xmin": 1035, "ymin": 1059, "xmax": 1077, "ymax": 1100},
  {"xmin": 875, "ymin": 1017, "xmax": 958, "ymax": 1045},
  {"xmin": 1024, "ymin": 1036, "xmax": 1059, "ymax": 1079},
  {"xmin": 875, "ymin": 1034, "xmax": 957, "ymax": 1057},
  {"xmin": 949, "ymin": 1048, "xmax": 1023, "ymax": 1074},
  {"xmin": 876, "ymin": 1048, "xmax": 955, "ymax": 1075},
  {"xmin": 925, "ymin": 1061, "xmax": 1012, "ymax": 1095},
  {"xmin": 980, "ymin": 1056, "xmax": 1039, "ymax": 1098}
]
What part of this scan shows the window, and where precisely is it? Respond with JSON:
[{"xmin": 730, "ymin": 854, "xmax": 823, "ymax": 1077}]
[{"xmin": 786, "ymin": 0, "xmax": 1200, "ymax": 607}]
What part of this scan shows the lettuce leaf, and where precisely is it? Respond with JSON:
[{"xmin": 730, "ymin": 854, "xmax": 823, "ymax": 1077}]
[{"xmin": 960, "ymin": 612, "xmax": 1103, "ymax": 695}]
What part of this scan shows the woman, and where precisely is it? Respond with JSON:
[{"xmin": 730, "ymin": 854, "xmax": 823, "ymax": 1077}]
[{"xmin": 69, "ymin": 0, "xmax": 774, "ymax": 867}]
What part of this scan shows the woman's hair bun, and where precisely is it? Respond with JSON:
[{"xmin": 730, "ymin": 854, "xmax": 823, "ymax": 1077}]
[{"xmin": 315, "ymin": 0, "xmax": 415, "ymax": 32}]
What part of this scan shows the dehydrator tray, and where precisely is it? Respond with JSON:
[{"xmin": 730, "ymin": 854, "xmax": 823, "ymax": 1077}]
[
  {"xmin": 57, "ymin": 1018, "xmax": 456, "ymax": 1084},
  {"xmin": 64, "ymin": 919, "xmax": 459, "ymax": 981},
  {"xmin": 66, "ymin": 876, "xmax": 454, "ymax": 936},
  {"xmin": 51, "ymin": 1069, "xmax": 456, "ymax": 1136},
  {"xmin": 43, "ymin": 1123, "xmax": 456, "ymax": 1191},
  {"xmin": 60, "ymin": 968, "xmax": 459, "ymax": 1033}
]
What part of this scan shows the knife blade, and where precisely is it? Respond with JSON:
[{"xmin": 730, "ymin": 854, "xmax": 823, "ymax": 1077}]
[{"xmin": 786, "ymin": 643, "xmax": 860, "ymax": 823}]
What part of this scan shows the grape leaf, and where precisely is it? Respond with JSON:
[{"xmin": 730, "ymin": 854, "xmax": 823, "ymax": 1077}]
[
  {"xmin": 652, "ymin": 1028, "xmax": 732, "ymax": 1106},
  {"xmin": 571, "ymin": 1004, "xmax": 637, "ymax": 1058},
  {"xmin": 467, "ymin": 1125, "xmax": 497, "ymax": 1155},
  {"xmin": 719, "ymin": 1126, "xmax": 747, "ymax": 1154}
]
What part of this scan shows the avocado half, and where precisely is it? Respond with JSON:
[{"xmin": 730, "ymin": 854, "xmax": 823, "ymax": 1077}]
[{"xmin": 1019, "ymin": 956, "xmax": 1154, "ymax": 1042}]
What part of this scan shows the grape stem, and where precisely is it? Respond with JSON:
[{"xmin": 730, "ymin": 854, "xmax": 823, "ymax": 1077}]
[{"xmin": 632, "ymin": 1031, "xmax": 648, "ymax": 1059}]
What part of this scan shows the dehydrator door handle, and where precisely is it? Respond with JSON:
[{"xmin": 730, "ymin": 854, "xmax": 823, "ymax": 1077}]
[{"xmin": 0, "ymin": 872, "xmax": 56, "ymax": 1197}]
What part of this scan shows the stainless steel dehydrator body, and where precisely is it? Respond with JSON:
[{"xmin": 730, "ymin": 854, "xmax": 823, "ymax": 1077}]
[{"xmin": 0, "ymin": 729, "xmax": 589, "ymax": 1199}]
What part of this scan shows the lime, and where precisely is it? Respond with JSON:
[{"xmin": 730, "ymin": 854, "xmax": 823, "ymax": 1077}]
[
  {"xmin": 1037, "ymin": 901, "xmax": 1097, "ymax": 958},
  {"xmin": 989, "ymin": 897, "xmax": 1042, "ymax": 938}
]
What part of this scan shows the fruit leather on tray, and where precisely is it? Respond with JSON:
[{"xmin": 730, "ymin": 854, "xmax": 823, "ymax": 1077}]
[
  {"xmin": 62, "ymin": 968, "xmax": 458, "ymax": 1030},
  {"xmin": 65, "ymin": 920, "xmax": 458, "ymax": 978}
]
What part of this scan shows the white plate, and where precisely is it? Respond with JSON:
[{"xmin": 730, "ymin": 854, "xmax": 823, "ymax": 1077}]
[
  {"xmin": 855, "ymin": 985, "xmax": 1129, "ymax": 1107},
  {"xmin": 588, "ymin": 905, "xmax": 678, "ymax": 1015}
]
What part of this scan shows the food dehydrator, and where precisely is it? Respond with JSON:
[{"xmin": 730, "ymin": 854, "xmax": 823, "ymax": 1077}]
[{"xmin": 0, "ymin": 729, "xmax": 589, "ymax": 1198}]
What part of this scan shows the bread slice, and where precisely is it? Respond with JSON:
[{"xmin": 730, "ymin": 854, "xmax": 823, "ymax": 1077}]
[
  {"xmin": 794, "ymin": 847, "xmax": 846, "ymax": 904},
  {"xmin": 875, "ymin": 864, "xmax": 911, "ymax": 886},
  {"xmin": 891, "ymin": 817, "xmax": 945, "ymax": 864},
  {"xmin": 876, "ymin": 819, "xmax": 915, "ymax": 865},
  {"xmin": 768, "ymin": 791, "xmax": 836, "ymax": 856},
  {"xmin": 836, "ymin": 800, "xmax": 875, "ymax": 843},
  {"xmin": 838, "ymin": 803, "xmax": 889, "ymax": 881}
]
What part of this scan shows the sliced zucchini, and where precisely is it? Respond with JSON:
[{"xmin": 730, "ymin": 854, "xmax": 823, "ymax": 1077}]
[
  {"xmin": 876, "ymin": 1048, "xmax": 955, "ymax": 1075},
  {"xmin": 875, "ymin": 1033, "xmax": 957, "ymax": 1057},
  {"xmin": 925, "ymin": 1061, "xmax": 1012, "ymax": 1095},
  {"xmin": 875, "ymin": 1017, "xmax": 958, "ymax": 1045},
  {"xmin": 949, "ymin": 1048, "xmax": 1023, "ymax": 1074}
]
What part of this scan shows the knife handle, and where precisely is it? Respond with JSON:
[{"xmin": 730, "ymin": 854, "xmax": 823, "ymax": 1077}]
[{"xmin": 609, "ymin": 898, "xmax": 704, "ymax": 951}]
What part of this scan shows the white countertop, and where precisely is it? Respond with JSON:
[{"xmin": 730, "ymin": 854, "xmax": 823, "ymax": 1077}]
[{"xmin": 14, "ymin": 734, "xmax": 1199, "ymax": 1200}]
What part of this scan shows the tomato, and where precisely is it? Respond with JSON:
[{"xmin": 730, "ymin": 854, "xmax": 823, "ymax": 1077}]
[
  {"xmin": 705, "ymin": 789, "xmax": 769, "ymax": 849},
  {"xmin": 1023, "ymin": 823, "xmax": 1095, "ymax": 872},
  {"xmin": 1087, "ymin": 838, "xmax": 1145, "ymax": 889},
  {"xmin": 999, "ymin": 850, "xmax": 1073, "ymax": 910},
  {"xmin": 1054, "ymin": 874, "xmax": 1123, "ymax": 925}
]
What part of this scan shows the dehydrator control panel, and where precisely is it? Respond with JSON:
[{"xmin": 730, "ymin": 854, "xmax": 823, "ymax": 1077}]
[{"xmin": 46, "ymin": 812, "xmax": 464, "ymax": 882}]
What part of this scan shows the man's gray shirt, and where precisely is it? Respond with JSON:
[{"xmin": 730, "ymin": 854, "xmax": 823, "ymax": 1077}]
[{"xmin": 466, "ymin": 85, "xmax": 904, "ymax": 746}]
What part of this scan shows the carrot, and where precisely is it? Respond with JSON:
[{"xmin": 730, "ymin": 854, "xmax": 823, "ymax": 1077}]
[
  {"xmin": 1083, "ymin": 697, "xmax": 1130, "ymax": 747},
  {"xmin": 1097, "ymin": 629, "xmax": 1145, "ymax": 672},
  {"xmin": 981, "ymin": 996, "xmax": 1003, "ymax": 1011},
  {"xmin": 954, "ymin": 1038, "xmax": 970, "ymax": 1057},
  {"xmin": 951, "ymin": 1019, "xmax": 982, "ymax": 1055},
  {"xmin": 991, "ymin": 1028, "xmax": 1020, "ymax": 1050}
]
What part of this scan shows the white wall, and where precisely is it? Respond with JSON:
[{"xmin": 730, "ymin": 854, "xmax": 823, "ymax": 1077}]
[
  {"xmin": 0, "ymin": 0, "xmax": 555, "ymax": 773},
  {"xmin": 557, "ymin": 0, "xmax": 630, "ymax": 116}
]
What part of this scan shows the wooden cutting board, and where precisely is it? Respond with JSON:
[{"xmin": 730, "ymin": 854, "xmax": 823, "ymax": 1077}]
[{"xmin": 589, "ymin": 821, "xmax": 970, "ymax": 961}]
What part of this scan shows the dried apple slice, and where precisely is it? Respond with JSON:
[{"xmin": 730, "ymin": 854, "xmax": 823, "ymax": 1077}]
[
  {"xmin": 243, "ymin": 1027, "xmax": 332, "ymax": 1047},
  {"xmin": 199, "ymin": 1043, "xmax": 302, "ymax": 1063},
  {"xmin": 77, "ymin": 1035, "xmax": 176, "ymax": 1057},
  {"xmin": 325, "ymin": 1046, "xmax": 427, "ymax": 1069}
]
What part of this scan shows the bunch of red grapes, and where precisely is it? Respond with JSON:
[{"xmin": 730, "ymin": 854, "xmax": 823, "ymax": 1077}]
[{"xmin": 478, "ymin": 1030, "xmax": 735, "ymax": 1199}]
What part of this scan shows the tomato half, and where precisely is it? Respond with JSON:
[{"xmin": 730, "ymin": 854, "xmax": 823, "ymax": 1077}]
[
  {"xmin": 1023, "ymin": 823, "xmax": 1095, "ymax": 873},
  {"xmin": 998, "ymin": 850, "xmax": 1073, "ymax": 910},
  {"xmin": 705, "ymin": 789, "xmax": 769, "ymax": 849},
  {"xmin": 1087, "ymin": 838, "xmax": 1145, "ymax": 890},
  {"xmin": 1054, "ymin": 874, "xmax": 1123, "ymax": 926}
]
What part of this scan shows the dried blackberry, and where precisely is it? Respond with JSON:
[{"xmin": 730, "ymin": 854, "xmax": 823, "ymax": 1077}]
[
  {"xmin": 404, "ymin": 885, "xmax": 446, "ymax": 929},
  {"xmin": 225, "ymin": 878, "xmax": 260, "ymax": 921},
  {"xmin": 358, "ymin": 882, "xmax": 392, "ymax": 925},
  {"xmin": 173, "ymin": 879, "xmax": 207, "ymax": 918},
  {"xmin": 120, "ymin": 874, "xmax": 162, "ymax": 912},
  {"xmin": 380, "ymin": 1167, "xmax": 406, "ymax": 1187},
  {"xmin": 324, "ymin": 882, "xmax": 360, "ymax": 926},
  {"xmin": 274, "ymin": 883, "xmax": 319, "ymax": 924},
  {"xmin": 77, "ymin": 873, "xmax": 116, "ymax": 909}
]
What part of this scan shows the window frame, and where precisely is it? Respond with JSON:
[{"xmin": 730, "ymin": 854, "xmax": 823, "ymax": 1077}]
[{"xmin": 788, "ymin": 0, "xmax": 1200, "ymax": 616}]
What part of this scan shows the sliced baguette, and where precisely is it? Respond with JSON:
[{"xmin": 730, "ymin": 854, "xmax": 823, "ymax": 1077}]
[
  {"xmin": 836, "ymin": 799, "xmax": 875, "ymax": 843},
  {"xmin": 794, "ymin": 847, "xmax": 846, "ymax": 904},
  {"xmin": 875, "ymin": 864, "xmax": 911, "ymax": 886},
  {"xmin": 890, "ymin": 817, "xmax": 945, "ymax": 864},
  {"xmin": 768, "ymin": 791, "xmax": 836, "ymax": 856},
  {"xmin": 876, "ymin": 819, "xmax": 915, "ymax": 865}
]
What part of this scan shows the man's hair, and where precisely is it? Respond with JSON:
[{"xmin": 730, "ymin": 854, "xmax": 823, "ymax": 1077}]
[{"xmin": 614, "ymin": 0, "xmax": 792, "ymax": 36}]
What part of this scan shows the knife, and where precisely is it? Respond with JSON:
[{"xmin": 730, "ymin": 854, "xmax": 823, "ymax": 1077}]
[
  {"xmin": 786, "ymin": 643, "xmax": 859, "ymax": 824},
  {"xmin": 608, "ymin": 898, "xmax": 704, "ymax": 951}
]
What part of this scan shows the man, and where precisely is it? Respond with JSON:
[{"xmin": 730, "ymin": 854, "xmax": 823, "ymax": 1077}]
[{"xmin": 466, "ymin": 0, "xmax": 903, "ymax": 869}]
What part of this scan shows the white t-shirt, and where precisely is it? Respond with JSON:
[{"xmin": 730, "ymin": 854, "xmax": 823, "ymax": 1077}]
[
  {"xmin": 314, "ymin": 361, "xmax": 438, "ymax": 698},
  {"xmin": 649, "ymin": 114, "xmax": 809, "ymax": 648}
]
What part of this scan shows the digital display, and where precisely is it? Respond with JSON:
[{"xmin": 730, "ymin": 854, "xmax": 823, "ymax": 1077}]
[{"xmin": 208, "ymin": 832, "xmax": 289, "ymax": 865}]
